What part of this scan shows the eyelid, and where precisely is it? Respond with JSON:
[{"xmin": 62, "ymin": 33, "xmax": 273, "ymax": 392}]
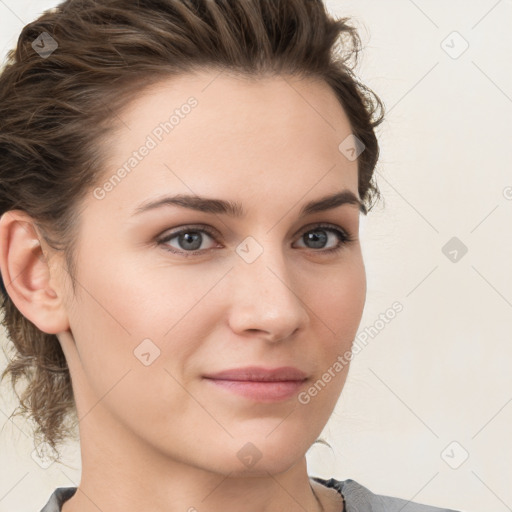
[
  {"xmin": 292, "ymin": 221, "xmax": 351, "ymax": 239},
  {"xmin": 157, "ymin": 223, "xmax": 220, "ymax": 240}
]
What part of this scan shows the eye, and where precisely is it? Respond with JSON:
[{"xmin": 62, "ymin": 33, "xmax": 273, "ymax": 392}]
[
  {"xmin": 157, "ymin": 224, "xmax": 219, "ymax": 256},
  {"xmin": 293, "ymin": 223, "xmax": 355, "ymax": 254},
  {"xmin": 157, "ymin": 222, "xmax": 355, "ymax": 257}
]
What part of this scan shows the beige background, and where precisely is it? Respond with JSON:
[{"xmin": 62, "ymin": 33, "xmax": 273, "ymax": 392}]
[{"xmin": 1, "ymin": 1, "xmax": 511, "ymax": 511}]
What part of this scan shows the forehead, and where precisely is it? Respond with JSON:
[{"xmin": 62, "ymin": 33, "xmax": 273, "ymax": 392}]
[
  {"xmin": 96, "ymin": 70, "xmax": 359, "ymax": 217},
  {"xmin": 119, "ymin": 69, "xmax": 351, "ymax": 126}
]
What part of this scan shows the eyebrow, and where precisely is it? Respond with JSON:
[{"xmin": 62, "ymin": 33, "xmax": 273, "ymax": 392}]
[{"xmin": 132, "ymin": 189, "xmax": 367, "ymax": 217}]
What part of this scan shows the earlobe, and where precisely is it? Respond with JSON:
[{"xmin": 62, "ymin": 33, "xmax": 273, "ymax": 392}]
[{"xmin": 0, "ymin": 210, "xmax": 70, "ymax": 335}]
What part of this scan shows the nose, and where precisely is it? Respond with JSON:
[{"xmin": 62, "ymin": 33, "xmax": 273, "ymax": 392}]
[{"xmin": 227, "ymin": 243, "xmax": 310, "ymax": 343}]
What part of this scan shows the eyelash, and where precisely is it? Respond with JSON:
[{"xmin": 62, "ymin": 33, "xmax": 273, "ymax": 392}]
[{"xmin": 156, "ymin": 223, "xmax": 356, "ymax": 258}]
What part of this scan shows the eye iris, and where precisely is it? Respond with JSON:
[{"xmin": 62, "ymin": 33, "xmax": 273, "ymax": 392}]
[
  {"xmin": 305, "ymin": 230, "xmax": 328, "ymax": 249},
  {"xmin": 179, "ymin": 232, "xmax": 202, "ymax": 250}
]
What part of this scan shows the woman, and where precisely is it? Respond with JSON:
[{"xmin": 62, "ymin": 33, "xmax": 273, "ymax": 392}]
[{"xmin": 0, "ymin": 1, "xmax": 463, "ymax": 511}]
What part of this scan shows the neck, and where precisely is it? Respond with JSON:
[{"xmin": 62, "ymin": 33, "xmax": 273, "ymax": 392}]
[{"xmin": 61, "ymin": 412, "xmax": 326, "ymax": 512}]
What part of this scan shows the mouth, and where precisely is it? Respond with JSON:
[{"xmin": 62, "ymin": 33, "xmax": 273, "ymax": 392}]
[{"xmin": 202, "ymin": 366, "xmax": 309, "ymax": 402}]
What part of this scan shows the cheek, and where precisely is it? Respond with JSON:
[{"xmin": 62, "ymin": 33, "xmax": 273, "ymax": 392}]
[
  {"xmin": 66, "ymin": 280, "xmax": 202, "ymax": 446},
  {"xmin": 72, "ymin": 248, "xmax": 217, "ymax": 344},
  {"xmin": 292, "ymin": 257, "xmax": 365, "ymax": 405},
  {"xmin": 66, "ymin": 252, "xmax": 217, "ymax": 403},
  {"xmin": 306, "ymin": 256, "xmax": 366, "ymax": 343}
]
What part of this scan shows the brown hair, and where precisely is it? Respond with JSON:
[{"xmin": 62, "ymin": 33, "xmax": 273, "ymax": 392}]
[{"xmin": 0, "ymin": 0, "xmax": 384, "ymax": 460}]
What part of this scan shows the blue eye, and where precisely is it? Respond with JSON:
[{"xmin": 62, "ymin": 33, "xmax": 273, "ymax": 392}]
[
  {"xmin": 158, "ymin": 225, "xmax": 218, "ymax": 256},
  {"xmin": 157, "ymin": 223, "xmax": 355, "ymax": 257},
  {"xmin": 295, "ymin": 224, "xmax": 355, "ymax": 253}
]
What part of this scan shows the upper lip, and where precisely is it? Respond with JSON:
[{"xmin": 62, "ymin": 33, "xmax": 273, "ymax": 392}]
[{"xmin": 203, "ymin": 366, "xmax": 308, "ymax": 382}]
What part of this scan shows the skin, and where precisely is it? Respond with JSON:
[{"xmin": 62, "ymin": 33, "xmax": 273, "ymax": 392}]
[{"xmin": 0, "ymin": 70, "xmax": 367, "ymax": 512}]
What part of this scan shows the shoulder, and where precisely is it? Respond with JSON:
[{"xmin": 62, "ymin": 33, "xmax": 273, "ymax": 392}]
[
  {"xmin": 312, "ymin": 476, "xmax": 465, "ymax": 512},
  {"xmin": 39, "ymin": 487, "xmax": 77, "ymax": 512}
]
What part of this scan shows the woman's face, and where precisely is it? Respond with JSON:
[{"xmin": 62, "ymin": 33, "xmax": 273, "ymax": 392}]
[{"xmin": 56, "ymin": 70, "xmax": 366, "ymax": 475}]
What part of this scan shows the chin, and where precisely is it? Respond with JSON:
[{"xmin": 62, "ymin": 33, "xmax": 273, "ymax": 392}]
[{"xmin": 212, "ymin": 434, "xmax": 309, "ymax": 477}]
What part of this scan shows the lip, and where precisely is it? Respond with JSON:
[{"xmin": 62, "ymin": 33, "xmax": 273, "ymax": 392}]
[
  {"xmin": 203, "ymin": 366, "xmax": 308, "ymax": 402},
  {"xmin": 203, "ymin": 366, "xmax": 308, "ymax": 382}
]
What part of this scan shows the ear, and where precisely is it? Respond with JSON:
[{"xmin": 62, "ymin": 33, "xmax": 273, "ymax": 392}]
[{"xmin": 0, "ymin": 210, "xmax": 70, "ymax": 334}]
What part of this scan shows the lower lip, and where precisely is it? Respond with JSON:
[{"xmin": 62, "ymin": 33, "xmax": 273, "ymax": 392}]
[{"xmin": 204, "ymin": 378, "xmax": 307, "ymax": 401}]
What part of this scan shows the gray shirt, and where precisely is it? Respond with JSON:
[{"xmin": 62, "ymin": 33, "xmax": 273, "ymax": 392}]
[{"xmin": 39, "ymin": 477, "xmax": 464, "ymax": 512}]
